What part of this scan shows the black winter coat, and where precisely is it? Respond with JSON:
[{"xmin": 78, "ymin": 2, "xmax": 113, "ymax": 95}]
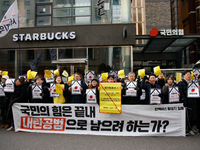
[{"xmin": 178, "ymin": 79, "xmax": 198, "ymax": 123}]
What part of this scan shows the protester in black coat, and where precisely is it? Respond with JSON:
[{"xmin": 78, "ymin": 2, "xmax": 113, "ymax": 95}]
[
  {"xmin": 122, "ymin": 72, "xmax": 142, "ymax": 104},
  {"xmin": 162, "ymin": 76, "xmax": 179, "ymax": 104},
  {"xmin": 178, "ymin": 70, "xmax": 199, "ymax": 135},
  {"xmin": 68, "ymin": 73, "xmax": 88, "ymax": 103},
  {"xmin": 7, "ymin": 78, "xmax": 27, "ymax": 131},
  {"xmin": 156, "ymin": 72, "xmax": 165, "ymax": 88},
  {"xmin": 27, "ymin": 76, "xmax": 50, "ymax": 103},
  {"xmin": 141, "ymin": 74, "xmax": 162, "ymax": 104}
]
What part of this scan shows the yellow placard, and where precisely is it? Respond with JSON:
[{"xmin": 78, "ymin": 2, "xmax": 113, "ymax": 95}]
[
  {"xmin": 31, "ymin": 71, "xmax": 37, "ymax": 79},
  {"xmin": 71, "ymin": 74, "xmax": 74, "ymax": 77},
  {"xmin": 99, "ymin": 83, "xmax": 121, "ymax": 114},
  {"xmin": 54, "ymin": 69, "xmax": 59, "ymax": 76},
  {"xmin": 118, "ymin": 69, "xmax": 125, "ymax": 78},
  {"xmin": 154, "ymin": 66, "xmax": 162, "ymax": 76},
  {"xmin": 176, "ymin": 72, "xmax": 182, "ymax": 82},
  {"xmin": 44, "ymin": 70, "xmax": 52, "ymax": 79},
  {"xmin": 101, "ymin": 72, "xmax": 108, "ymax": 81},
  {"xmin": 191, "ymin": 71, "xmax": 194, "ymax": 80},
  {"xmin": 55, "ymin": 84, "xmax": 64, "ymax": 94},
  {"xmin": 138, "ymin": 69, "xmax": 145, "ymax": 78},
  {"xmin": 85, "ymin": 69, "xmax": 89, "ymax": 76},
  {"xmin": 27, "ymin": 70, "xmax": 32, "ymax": 79},
  {"xmin": 2, "ymin": 71, "xmax": 8, "ymax": 76},
  {"xmin": 62, "ymin": 70, "xmax": 69, "ymax": 77},
  {"xmin": 68, "ymin": 76, "xmax": 74, "ymax": 85}
]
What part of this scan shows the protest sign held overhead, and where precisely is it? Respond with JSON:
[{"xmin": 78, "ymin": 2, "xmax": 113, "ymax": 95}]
[
  {"xmin": 109, "ymin": 70, "xmax": 118, "ymax": 79},
  {"xmin": 154, "ymin": 66, "xmax": 162, "ymax": 76},
  {"xmin": 45, "ymin": 70, "xmax": 54, "ymax": 83},
  {"xmin": 138, "ymin": 69, "xmax": 145, "ymax": 78},
  {"xmin": 101, "ymin": 72, "xmax": 108, "ymax": 81},
  {"xmin": 118, "ymin": 69, "xmax": 125, "ymax": 78}
]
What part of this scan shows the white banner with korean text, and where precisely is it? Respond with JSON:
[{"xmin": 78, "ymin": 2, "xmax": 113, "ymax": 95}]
[{"xmin": 12, "ymin": 103, "xmax": 185, "ymax": 137}]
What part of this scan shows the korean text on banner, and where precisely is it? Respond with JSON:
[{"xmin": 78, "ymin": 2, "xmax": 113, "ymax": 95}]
[
  {"xmin": 12, "ymin": 103, "xmax": 186, "ymax": 137},
  {"xmin": 99, "ymin": 83, "xmax": 121, "ymax": 114}
]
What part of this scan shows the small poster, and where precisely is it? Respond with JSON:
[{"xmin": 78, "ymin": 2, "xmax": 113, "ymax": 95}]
[
  {"xmin": 109, "ymin": 70, "xmax": 118, "ymax": 79},
  {"xmin": 86, "ymin": 89, "xmax": 97, "ymax": 103},
  {"xmin": 126, "ymin": 81, "xmax": 137, "ymax": 97},
  {"xmin": 169, "ymin": 86, "xmax": 179, "ymax": 103},
  {"xmin": 55, "ymin": 84, "xmax": 64, "ymax": 95},
  {"xmin": 193, "ymin": 69, "xmax": 200, "ymax": 80},
  {"xmin": 4, "ymin": 79, "xmax": 15, "ymax": 92},
  {"xmin": 71, "ymin": 80, "xmax": 81, "ymax": 95},
  {"xmin": 150, "ymin": 88, "xmax": 161, "ymax": 104},
  {"xmin": 86, "ymin": 71, "xmax": 95, "ymax": 82},
  {"xmin": 32, "ymin": 85, "xmax": 42, "ymax": 99},
  {"xmin": 187, "ymin": 81, "xmax": 199, "ymax": 98},
  {"xmin": 50, "ymin": 83, "xmax": 60, "ymax": 97},
  {"xmin": 45, "ymin": 70, "xmax": 54, "ymax": 83}
]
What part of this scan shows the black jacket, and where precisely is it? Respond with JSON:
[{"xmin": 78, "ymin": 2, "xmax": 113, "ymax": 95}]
[
  {"xmin": 10, "ymin": 83, "xmax": 27, "ymax": 104},
  {"xmin": 27, "ymin": 83, "xmax": 50, "ymax": 103},
  {"xmin": 122, "ymin": 81, "xmax": 142, "ymax": 104}
]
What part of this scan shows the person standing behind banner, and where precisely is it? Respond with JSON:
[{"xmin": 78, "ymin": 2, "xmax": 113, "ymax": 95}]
[
  {"xmin": 178, "ymin": 70, "xmax": 199, "ymax": 135},
  {"xmin": 27, "ymin": 76, "xmax": 49, "ymax": 103},
  {"xmin": 7, "ymin": 78, "xmax": 27, "ymax": 131},
  {"xmin": 156, "ymin": 72, "xmax": 165, "ymax": 88},
  {"xmin": 0, "ymin": 75, "xmax": 11, "ymax": 129},
  {"xmin": 122, "ymin": 72, "xmax": 142, "ymax": 104},
  {"xmin": 68, "ymin": 73, "xmax": 88, "ymax": 103},
  {"xmin": 141, "ymin": 74, "xmax": 162, "ymax": 104},
  {"xmin": 87, "ymin": 78, "xmax": 99, "ymax": 104},
  {"xmin": 162, "ymin": 76, "xmax": 180, "ymax": 104},
  {"xmin": 49, "ymin": 75, "xmax": 68, "ymax": 104}
]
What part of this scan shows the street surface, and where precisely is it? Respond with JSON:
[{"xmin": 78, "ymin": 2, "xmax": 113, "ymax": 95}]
[{"xmin": 0, "ymin": 119, "xmax": 200, "ymax": 150}]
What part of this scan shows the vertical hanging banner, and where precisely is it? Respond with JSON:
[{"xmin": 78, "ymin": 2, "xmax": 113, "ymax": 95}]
[
  {"xmin": 109, "ymin": 70, "xmax": 118, "ymax": 79},
  {"xmin": 125, "ymin": 81, "xmax": 137, "ymax": 96},
  {"xmin": 0, "ymin": 0, "xmax": 18, "ymax": 38},
  {"xmin": 99, "ymin": 83, "xmax": 122, "ymax": 114},
  {"xmin": 32, "ymin": 84, "xmax": 42, "ymax": 99},
  {"xmin": 193, "ymin": 69, "xmax": 200, "ymax": 80},
  {"xmin": 169, "ymin": 86, "xmax": 179, "ymax": 103},
  {"xmin": 150, "ymin": 88, "xmax": 161, "ymax": 104},
  {"xmin": 50, "ymin": 83, "xmax": 59, "ymax": 97},
  {"xmin": 4, "ymin": 79, "xmax": 15, "ymax": 92},
  {"xmin": 187, "ymin": 81, "xmax": 199, "ymax": 98},
  {"xmin": 86, "ymin": 71, "xmax": 95, "ymax": 82},
  {"xmin": 45, "ymin": 70, "xmax": 54, "ymax": 83},
  {"xmin": 71, "ymin": 80, "xmax": 81, "ymax": 95},
  {"xmin": 86, "ymin": 89, "xmax": 97, "ymax": 103}
]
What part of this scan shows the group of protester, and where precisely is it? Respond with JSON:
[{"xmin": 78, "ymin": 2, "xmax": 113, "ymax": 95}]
[{"xmin": 0, "ymin": 69, "xmax": 200, "ymax": 136}]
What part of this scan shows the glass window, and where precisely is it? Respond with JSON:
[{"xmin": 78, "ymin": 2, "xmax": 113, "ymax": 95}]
[
  {"xmin": 137, "ymin": 0, "xmax": 141, "ymax": 6},
  {"xmin": 89, "ymin": 47, "xmax": 131, "ymax": 75},
  {"xmin": 74, "ymin": 48, "xmax": 86, "ymax": 58},
  {"xmin": 37, "ymin": 5, "xmax": 51, "ymax": 15},
  {"xmin": 73, "ymin": 16, "xmax": 91, "ymax": 25},
  {"xmin": 25, "ymin": 1, "xmax": 30, "ymax": 6},
  {"xmin": 36, "ymin": 0, "xmax": 53, "ymax": 3},
  {"xmin": 53, "ymin": 8, "xmax": 71, "ymax": 17},
  {"xmin": 138, "ymin": 23, "xmax": 142, "ymax": 35},
  {"xmin": 27, "ymin": 50, "xmax": 34, "ymax": 60},
  {"xmin": 132, "ymin": 8, "xmax": 136, "ymax": 22},
  {"xmin": 53, "ymin": 0, "xmax": 72, "ymax": 8},
  {"xmin": 4, "ymin": 1, "xmax": 10, "ymax": 6},
  {"xmin": 92, "ymin": 0, "xmax": 111, "ymax": 24},
  {"xmin": 73, "ymin": 7, "xmax": 91, "ymax": 16},
  {"xmin": 138, "ymin": 8, "xmax": 142, "ymax": 22},
  {"xmin": 53, "ymin": 17, "xmax": 71, "ymax": 26},
  {"xmin": 37, "ymin": 16, "xmax": 51, "ymax": 26},
  {"xmin": 58, "ymin": 49, "xmax": 73, "ymax": 59},
  {"xmin": 73, "ymin": 0, "xmax": 91, "ymax": 7}
]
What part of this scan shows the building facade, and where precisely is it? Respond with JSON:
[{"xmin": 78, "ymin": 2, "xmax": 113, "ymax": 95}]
[{"xmin": 0, "ymin": 0, "xmax": 134, "ymax": 78}]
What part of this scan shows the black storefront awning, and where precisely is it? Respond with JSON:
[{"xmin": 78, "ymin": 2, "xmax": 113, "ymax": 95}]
[{"xmin": 133, "ymin": 35, "xmax": 200, "ymax": 53}]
